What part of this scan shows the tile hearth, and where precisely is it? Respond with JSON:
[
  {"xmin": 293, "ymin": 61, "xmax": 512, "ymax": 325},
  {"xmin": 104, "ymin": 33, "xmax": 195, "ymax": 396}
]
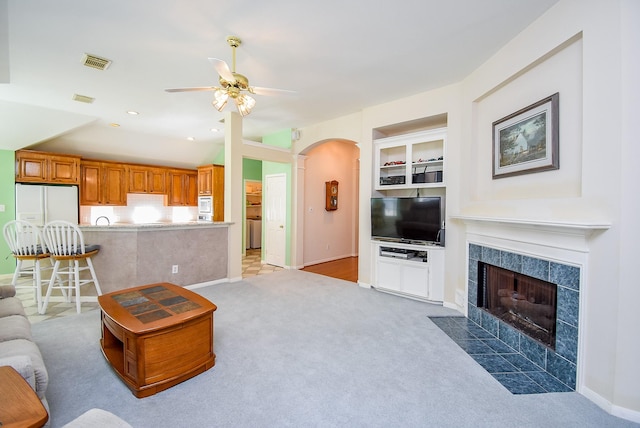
[
  {"xmin": 465, "ymin": 243, "xmax": 581, "ymax": 393},
  {"xmin": 431, "ymin": 316, "xmax": 572, "ymax": 394}
]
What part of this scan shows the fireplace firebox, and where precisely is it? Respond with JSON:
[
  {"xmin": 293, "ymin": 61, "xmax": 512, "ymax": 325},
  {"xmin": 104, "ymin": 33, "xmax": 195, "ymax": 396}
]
[{"xmin": 478, "ymin": 262, "xmax": 557, "ymax": 349}]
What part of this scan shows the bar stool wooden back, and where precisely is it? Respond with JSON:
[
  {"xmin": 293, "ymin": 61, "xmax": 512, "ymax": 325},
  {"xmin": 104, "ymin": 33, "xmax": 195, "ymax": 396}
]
[
  {"xmin": 2, "ymin": 220, "xmax": 52, "ymax": 313},
  {"xmin": 41, "ymin": 220, "xmax": 102, "ymax": 314}
]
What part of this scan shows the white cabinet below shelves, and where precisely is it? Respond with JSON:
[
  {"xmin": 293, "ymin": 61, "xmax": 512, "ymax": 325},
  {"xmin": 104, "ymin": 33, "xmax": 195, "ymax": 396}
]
[
  {"xmin": 372, "ymin": 240, "xmax": 444, "ymax": 303},
  {"xmin": 374, "ymin": 128, "xmax": 446, "ymax": 191}
]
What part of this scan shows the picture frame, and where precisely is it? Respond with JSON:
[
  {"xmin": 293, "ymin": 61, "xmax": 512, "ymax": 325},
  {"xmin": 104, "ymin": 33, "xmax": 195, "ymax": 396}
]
[{"xmin": 492, "ymin": 92, "xmax": 559, "ymax": 179}]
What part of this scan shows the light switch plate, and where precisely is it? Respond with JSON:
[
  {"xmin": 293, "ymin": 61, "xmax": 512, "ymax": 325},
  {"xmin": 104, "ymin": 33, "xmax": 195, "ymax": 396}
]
[{"xmin": 0, "ymin": 204, "xmax": 5, "ymax": 212}]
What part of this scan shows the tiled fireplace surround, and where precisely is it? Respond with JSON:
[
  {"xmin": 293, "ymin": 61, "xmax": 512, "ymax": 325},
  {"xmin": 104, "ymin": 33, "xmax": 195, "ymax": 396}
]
[
  {"xmin": 452, "ymin": 217, "xmax": 600, "ymax": 393},
  {"xmin": 466, "ymin": 243, "xmax": 579, "ymax": 390}
]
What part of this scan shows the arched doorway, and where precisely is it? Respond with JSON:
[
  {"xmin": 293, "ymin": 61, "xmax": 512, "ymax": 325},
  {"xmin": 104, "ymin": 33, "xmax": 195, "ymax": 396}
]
[{"xmin": 298, "ymin": 139, "xmax": 360, "ymax": 282}]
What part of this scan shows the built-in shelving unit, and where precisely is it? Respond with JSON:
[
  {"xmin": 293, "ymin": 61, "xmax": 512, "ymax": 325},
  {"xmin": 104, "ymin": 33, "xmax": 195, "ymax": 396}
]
[
  {"xmin": 374, "ymin": 127, "xmax": 446, "ymax": 191},
  {"xmin": 371, "ymin": 123, "xmax": 448, "ymax": 304},
  {"xmin": 245, "ymin": 181, "xmax": 262, "ymax": 218}
]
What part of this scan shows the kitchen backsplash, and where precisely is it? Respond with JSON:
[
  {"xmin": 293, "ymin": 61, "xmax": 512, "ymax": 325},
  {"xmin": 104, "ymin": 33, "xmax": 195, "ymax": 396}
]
[{"xmin": 80, "ymin": 193, "xmax": 198, "ymax": 225}]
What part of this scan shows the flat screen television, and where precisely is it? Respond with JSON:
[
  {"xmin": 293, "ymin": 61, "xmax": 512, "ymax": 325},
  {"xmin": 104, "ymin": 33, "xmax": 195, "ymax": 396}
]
[{"xmin": 371, "ymin": 197, "xmax": 442, "ymax": 244}]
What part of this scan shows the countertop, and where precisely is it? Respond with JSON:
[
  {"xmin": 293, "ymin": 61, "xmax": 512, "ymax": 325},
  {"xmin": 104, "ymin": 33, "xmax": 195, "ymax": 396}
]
[{"xmin": 79, "ymin": 221, "xmax": 232, "ymax": 231}]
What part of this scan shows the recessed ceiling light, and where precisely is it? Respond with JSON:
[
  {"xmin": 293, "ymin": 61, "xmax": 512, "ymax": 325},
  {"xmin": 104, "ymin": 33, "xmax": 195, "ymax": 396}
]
[
  {"xmin": 127, "ymin": 111, "xmax": 139, "ymax": 115},
  {"xmin": 110, "ymin": 123, "xmax": 120, "ymax": 127},
  {"xmin": 210, "ymin": 128, "xmax": 220, "ymax": 132},
  {"xmin": 187, "ymin": 137, "xmax": 195, "ymax": 141}
]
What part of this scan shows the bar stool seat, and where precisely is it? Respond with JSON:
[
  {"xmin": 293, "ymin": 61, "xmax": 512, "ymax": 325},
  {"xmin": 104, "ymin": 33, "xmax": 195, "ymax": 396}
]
[{"xmin": 41, "ymin": 221, "xmax": 102, "ymax": 314}]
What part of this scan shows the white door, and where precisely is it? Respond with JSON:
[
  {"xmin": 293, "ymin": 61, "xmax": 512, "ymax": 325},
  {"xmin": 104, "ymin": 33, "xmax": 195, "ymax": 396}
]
[{"xmin": 264, "ymin": 173, "xmax": 286, "ymax": 267}]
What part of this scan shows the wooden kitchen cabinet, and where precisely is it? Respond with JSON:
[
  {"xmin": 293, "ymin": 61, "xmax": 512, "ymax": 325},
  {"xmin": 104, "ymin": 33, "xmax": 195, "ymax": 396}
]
[
  {"xmin": 167, "ymin": 169, "xmax": 197, "ymax": 206},
  {"xmin": 197, "ymin": 164, "xmax": 224, "ymax": 221},
  {"xmin": 80, "ymin": 160, "xmax": 127, "ymax": 206},
  {"xmin": 197, "ymin": 165, "xmax": 213, "ymax": 195},
  {"xmin": 128, "ymin": 165, "xmax": 167, "ymax": 194},
  {"xmin": 15, "ymin": 150, "xmax": 81, "ymax": 184}
]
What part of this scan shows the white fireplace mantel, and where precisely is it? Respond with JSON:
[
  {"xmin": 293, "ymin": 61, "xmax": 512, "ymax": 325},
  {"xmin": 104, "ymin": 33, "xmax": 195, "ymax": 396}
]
[
  {"xmin": 450, "ymin": 215, "xmax": 611, "ymax": 257},
  {"xmin": 451, "ymin": 215, "xmax": 611, "ymax": 232}
]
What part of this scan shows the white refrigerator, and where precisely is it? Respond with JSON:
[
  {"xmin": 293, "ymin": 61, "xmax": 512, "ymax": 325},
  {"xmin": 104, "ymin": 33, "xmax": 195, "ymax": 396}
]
[{"xmin": 15, "ymin": 183, "xmax": 79, "ymax": 226}]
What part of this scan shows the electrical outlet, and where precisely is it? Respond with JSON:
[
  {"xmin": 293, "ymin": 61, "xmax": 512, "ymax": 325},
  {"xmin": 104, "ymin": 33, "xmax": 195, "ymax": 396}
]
[{"xmin": 172, "ymin": 265, "xmax": 179, "ymax": 274}]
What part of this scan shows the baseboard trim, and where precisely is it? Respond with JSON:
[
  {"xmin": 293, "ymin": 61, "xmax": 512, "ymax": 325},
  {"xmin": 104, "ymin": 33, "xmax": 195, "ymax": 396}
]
[
  {"xmin": 443, "ymin": 301, "xmax": 463, "ymax": 313},
  {"xmin": 581, "ymin": 385, "xmax": 640, "ymax": 423},
  {"xmin": 186, "ymin": 278, "xmax": 229, "ymax": 290},
  {"xmin": 358, "ymin": 281, "xmax": 371, "ymax": 289},
  {"xmin": 304, "ymin": 254, "xmax": 356, "ymax": 267}
]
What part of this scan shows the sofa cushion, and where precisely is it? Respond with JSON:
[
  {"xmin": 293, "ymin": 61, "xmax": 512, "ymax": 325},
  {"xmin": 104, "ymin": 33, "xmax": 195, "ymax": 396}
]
[
  {"xmin": 0, "ymin": 284, "xmax": 17, "ymax": 298},
  {"xmin": 0, "ymin": 354, "xmax": 36, "ymax": 391},
  {"xmin": 0, "ymin": 315, "xmax": 32, "ymax": 341},
  {"xmin": 0, "ymin": 339, "xmax": 48, "ymax": 400},
  {"xmin": 0, "ymin": 296, "xmax": 27, "ymax": 318}
]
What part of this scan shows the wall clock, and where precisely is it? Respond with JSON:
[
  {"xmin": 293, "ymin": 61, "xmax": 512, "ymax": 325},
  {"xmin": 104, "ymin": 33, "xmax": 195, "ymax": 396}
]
[{"xmin": 325, "ymin": 180, "xmax": 338, "ymax": 211}]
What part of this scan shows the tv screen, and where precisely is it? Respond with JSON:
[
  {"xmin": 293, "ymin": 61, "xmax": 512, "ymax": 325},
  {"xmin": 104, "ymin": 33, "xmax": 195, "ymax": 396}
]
[{"xmin": 371, "ymin": 197, "xmax": 441, "ymax": 243}]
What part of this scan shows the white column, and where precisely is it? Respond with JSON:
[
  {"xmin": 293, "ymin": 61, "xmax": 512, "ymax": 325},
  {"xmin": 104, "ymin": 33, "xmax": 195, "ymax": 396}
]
[{"xmin": 225, "ymin": 111, "xmax": 244, "ymax": 282}]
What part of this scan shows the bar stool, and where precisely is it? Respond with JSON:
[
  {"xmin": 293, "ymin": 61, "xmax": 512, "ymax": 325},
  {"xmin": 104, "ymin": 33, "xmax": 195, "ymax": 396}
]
[
  {"xmin": 2, "ymin": 220, "xmax": 52, "ymax": 313},
  {"xmin": 41, "ymin": 220, "xmax": 102, "ymax": 314}
]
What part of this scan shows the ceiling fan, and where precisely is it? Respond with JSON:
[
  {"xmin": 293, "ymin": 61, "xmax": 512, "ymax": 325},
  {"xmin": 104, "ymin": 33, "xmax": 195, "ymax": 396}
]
[{"xmin": 165, "ymin": 36, "xmax": 295, "ymax": 116}]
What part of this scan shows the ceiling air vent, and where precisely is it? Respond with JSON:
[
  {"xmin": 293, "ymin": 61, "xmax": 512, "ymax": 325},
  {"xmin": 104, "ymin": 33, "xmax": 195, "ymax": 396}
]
[
  {"xmin": 72, "ymin": 94, "xmax": 95, "ymax": 104},
  {"xmin": 82, "ymin": 53, "xmax": 112, "ymax": 71}
]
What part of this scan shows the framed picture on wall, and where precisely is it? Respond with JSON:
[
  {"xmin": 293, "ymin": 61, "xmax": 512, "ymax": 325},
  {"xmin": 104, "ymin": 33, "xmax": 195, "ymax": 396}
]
[{"xmin": 492, "ymin": 92, "xmax": 559, "ymax": 179}]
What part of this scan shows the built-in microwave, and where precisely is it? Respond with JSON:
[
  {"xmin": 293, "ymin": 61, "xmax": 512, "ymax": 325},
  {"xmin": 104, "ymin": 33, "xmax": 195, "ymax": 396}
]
[{"xmin": 198, "ymin": 196, "xmax": 213, "ymax": 221}]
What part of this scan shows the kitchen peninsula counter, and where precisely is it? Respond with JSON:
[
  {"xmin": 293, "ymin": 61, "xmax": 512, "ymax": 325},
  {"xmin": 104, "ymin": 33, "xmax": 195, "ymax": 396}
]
[{"xmin": 80, "ymin": 222, "xmax": 230, "ymax": 294}]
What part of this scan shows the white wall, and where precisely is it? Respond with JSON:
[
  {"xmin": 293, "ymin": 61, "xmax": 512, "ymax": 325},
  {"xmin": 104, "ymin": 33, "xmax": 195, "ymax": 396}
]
[
  {"xmin": 459, "ymin": 0, "xmax": 638, "ymax": 418},
  {"xmin": 296, "ymin": 0, "xmax": 638, "ymax": 420},
  {"xmin": 614, "ymin": 0, "xmax": 640, "ymax": 419}
]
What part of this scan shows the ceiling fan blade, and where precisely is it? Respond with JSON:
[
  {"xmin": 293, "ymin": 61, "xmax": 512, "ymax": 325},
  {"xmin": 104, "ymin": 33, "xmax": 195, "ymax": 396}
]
[
  {"xmin": 208, "ymin": 58, "xmax": 236, "ymax": 82},
  {"xmin": 251, "ymin": 86, "xmax": 297, "ymax": 97},
  {"xmin": 165, "ymin": 87, "xmax": 217, "ymax": 93}
]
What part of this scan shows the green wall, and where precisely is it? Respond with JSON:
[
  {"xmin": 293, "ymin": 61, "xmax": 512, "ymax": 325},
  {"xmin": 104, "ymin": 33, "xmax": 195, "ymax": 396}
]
[
  {"xmin": 213, "ymin": 148, "xmax": 225, "ymax": 165},
  {"xmin": 0, "ymin": 150, "xmax": 15, "ymax": 274},
  {"xmin": 263, "ymin": 129, "xmax": 292, "ymax": 149},
  {"xmin": 243, "ymin": 158, "xmax": 262, "ymax": 180}
]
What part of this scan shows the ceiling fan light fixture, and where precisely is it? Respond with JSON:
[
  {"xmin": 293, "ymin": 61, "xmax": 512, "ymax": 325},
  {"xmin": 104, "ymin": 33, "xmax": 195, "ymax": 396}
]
[
  {"xmin": 236, "ymin": 93, "xmax": 256, "ymax": 116},
  {"xmin": 212, "ymin": 89, "xmax": 229, "ymax": 111}
]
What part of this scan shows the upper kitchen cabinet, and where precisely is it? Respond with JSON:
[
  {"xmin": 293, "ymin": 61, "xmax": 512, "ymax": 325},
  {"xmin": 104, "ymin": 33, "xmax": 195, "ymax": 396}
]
[
  {"xmin": 15, "ymin": 150, "xmax": 81, "ymax": 184},
  {"xmin": 197, "ymin": 164, "xmax": 224, "ymax": 221},
  {"xmin": 80, "ymin": 160, "xmax": 127, "ymax": 206},
  {"xmin": 166, "ymin": 169, "xmax": 198, "ymax": 206},
  {"xmin": 128, "ymin": 165, "xmax": 167, "ymax": 194},
  {"xmin": 374, "ymin": 128, "xmax": 446, "ymax": 191}
]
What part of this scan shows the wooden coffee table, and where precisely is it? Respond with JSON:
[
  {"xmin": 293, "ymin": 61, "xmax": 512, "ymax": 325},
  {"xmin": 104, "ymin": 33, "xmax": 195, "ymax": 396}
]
[
  {"xmin": 0, "ymin": 366, "xmax": 48, "ymax": 428},
  {"xmin": 98, "ymin": 282, "xmax": 217, "ymax": 398}
]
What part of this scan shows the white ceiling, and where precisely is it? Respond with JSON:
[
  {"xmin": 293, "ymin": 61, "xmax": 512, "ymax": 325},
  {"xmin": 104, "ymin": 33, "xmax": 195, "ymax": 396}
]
[{"xmin": 0, "ymin": 0, "xmax": 558, "ymax": 169}]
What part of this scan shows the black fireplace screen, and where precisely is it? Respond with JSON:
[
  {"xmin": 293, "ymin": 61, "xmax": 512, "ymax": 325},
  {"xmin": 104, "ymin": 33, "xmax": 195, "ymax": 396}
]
[{"xmin": 478, "ymin": 263, "xmax": 557, "ymax": 349}]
